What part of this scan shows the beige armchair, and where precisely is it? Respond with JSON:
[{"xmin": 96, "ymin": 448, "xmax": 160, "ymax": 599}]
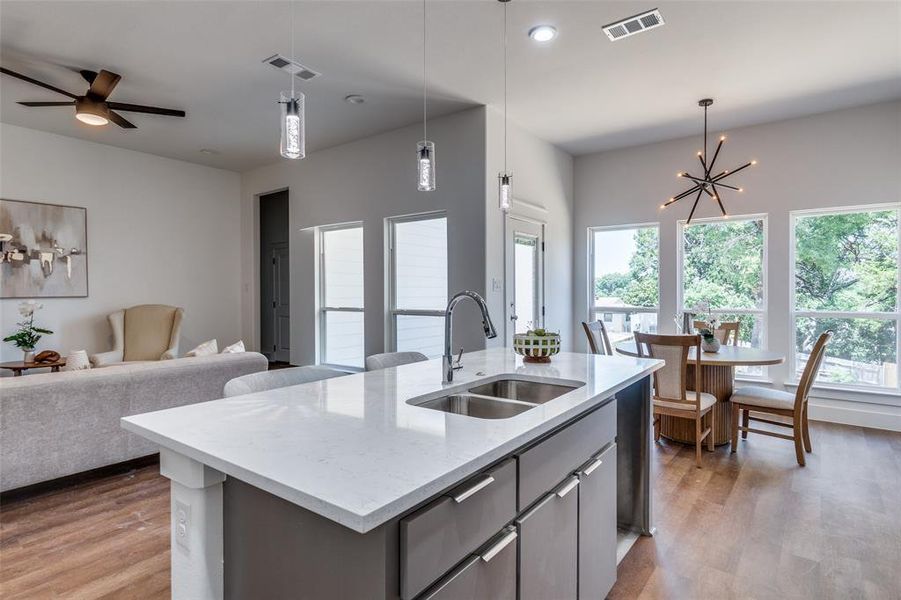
[{"xmin": 90, "ymin": 304, "xmax": 184, "ymax": 367}]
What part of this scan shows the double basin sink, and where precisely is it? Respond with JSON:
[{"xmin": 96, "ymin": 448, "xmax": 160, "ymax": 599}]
[{"xmin": 408, "ymin": 377, "xmax": 584, "ymax": 419}]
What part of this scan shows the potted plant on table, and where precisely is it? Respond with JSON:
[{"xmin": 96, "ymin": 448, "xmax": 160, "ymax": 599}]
[
  {"xmin": 3, "ymin": 301, "xmax": 53, "ymax": 363},
  {"xmin": 696, "ymin": 317, "xmax": 722, "ymax": 353}
]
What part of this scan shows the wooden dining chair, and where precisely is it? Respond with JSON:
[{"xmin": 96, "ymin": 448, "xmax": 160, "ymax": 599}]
[
  {"xmin": 730, "ymin": 330, "xmax": 833, "ymax": 466},
  {"xmin": 693, "ymin": 320, "xmax": 740, "ymax": 346},
  {"xmin": 582, "ymin": 320, "xmax": 613, "ymax": 356},
  {"xmin": 634, "ymin": 332, "xmax": 716, "ymax": 468}
]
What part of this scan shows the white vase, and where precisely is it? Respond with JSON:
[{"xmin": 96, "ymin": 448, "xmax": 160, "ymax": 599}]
[
  {"xmin": 23, "ymin": 349, "xmax": 35, "ymax": 363},
  {"xmin": 701, "ymin": 337, "xmax": 721, "ymax": 353}
]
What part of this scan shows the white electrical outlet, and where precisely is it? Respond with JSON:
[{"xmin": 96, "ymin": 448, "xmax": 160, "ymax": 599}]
[
  {"xmin": 175, "ymin": 500, "xmax": 191, "ymax": 551},
  {"xmin": 492, "ymin": 278, "xmax": 502, "ymax": 292}
]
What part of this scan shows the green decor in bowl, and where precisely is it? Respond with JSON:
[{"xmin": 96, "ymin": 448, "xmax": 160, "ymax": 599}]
[{"xmin": 513, "ymin": 329, "xmax": 561, "ymax": 363}]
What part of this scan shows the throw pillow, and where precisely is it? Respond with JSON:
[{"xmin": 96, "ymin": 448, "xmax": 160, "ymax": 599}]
[
  {"xmin": 186, "ymin": 339, "xmax": 218, "ymax": 357},
  {"xmin": 221, "ymin": 340, "xmax": 246, "ymax": 354}
]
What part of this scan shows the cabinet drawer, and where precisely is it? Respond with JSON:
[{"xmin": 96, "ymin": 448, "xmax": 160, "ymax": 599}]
[
  {"xmin": 400, "ymin": 458, "xmax": 517, "ymax": 600},
  {"xmin": 516, "ymin": 477, "xmax": 580, "ymax": 600},
  {"xmin": 578, "ymin": 443, "xmax": 617, "ymax": 600},
  {"xmin": 517, "ymin": 399, "xmax": 616, "ymax": 511},
  {"xmin": 419, "ymin": 526, "xmax": 518, "ymax": 600}
]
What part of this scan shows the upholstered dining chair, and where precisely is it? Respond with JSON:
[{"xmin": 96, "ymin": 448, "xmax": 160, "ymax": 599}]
[
  {"xmin": 693, "ymin": 320, "xmax": 740, "ymax": 346},
  {"xmin": 365, "ymin": 351, "xmax": 429, "ymax": 371},
  {"xmin": 635, "ymin": 332, "xmax": 716, "ymax": 468},
  {"xmin": 223, "ymin": 365, "xmax": 347, "ymax": 397},
  {"xmin": 581, "ymin": 320, "xmax": 613, "ymax": 356},
  {"xmin": 730, "ymin": 330, "xmax": 833, "ymax": 467},
  {"xmin": 90, "ymin": 304, "xmax": 184, "ymax": 367}
]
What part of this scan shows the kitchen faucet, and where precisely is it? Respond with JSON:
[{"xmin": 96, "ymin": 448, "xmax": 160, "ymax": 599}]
[{"xmin": 443, "ymin": 291, "xmax": 497, "ymax": 383}]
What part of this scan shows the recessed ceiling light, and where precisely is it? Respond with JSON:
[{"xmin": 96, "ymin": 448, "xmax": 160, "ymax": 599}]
[
  {"xmin": 344, "ymin": 94, "xmax": 365, "ymax": 105},
  {"xmin": 528, "ymin": 25, "xmax": 557, "ymax": 43}
]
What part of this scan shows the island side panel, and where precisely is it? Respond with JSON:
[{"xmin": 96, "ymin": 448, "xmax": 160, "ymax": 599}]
[
  {"xmin": 615, "ymin": 375, "xmax": 653, "ymax": 535},
  {"xmin": 223, "ymin": 477, "xmax": 400, "ymax": 600}
]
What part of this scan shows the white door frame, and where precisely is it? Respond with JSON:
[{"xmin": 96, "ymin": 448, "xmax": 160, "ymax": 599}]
[{"xmin": 504, "ymin": 213, "xmax": 546, "ymax": 344}]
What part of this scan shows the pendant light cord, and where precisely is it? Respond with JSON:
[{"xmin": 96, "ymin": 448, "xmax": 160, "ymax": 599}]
[
  {"xmin": 423, "ymin": 0, "xmax": 427, "ymax": 142},
  {"xmin": 290, "ymin": 1, "xmax": 296, "ymax": 97},
  {"xmin": 503, "ymin": 0, "xmax": 508, "ymax": 172}
]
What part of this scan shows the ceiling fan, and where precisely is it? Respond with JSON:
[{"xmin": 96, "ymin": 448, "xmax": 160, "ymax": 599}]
[{"xmin": 0, "ymin": 67, "xmax": 185, "ymax": 128}]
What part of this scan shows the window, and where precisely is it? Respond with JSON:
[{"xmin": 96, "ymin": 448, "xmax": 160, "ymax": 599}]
[
  {"xmin": 319, "ymin": 224, "xmax": 364, "ymax": 369},
  {"xmin": 679, "ymin": 215, "xmax": 766, "ymax": 376},
  {"xmin": 388, "ymin": 213, "xmax": 448, "ymax": 357},
  {"xmin": 589, "ymin": 224, "xmax": 659, "ymax": 344},
  {"xmin": 791, "ymin": 206, "xmax": 899, "ymax": 390}
]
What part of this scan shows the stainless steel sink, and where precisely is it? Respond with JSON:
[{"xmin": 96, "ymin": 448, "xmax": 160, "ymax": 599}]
[
  {"xmin": 414, "ymin": 394, "xmax": 533, "ymax": 419},
  {"xmin": 408, "ymin": 377, "xmax": 584, "ymax": 419},
  {"xmin": 467, "ymin": 379, "xmax": 579, "ymax": 405}
]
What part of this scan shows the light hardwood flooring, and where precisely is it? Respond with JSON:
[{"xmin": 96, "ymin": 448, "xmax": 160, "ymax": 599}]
[{"xmin": 1, "ymin": 421, "xmax": 899, "ymax": 599}]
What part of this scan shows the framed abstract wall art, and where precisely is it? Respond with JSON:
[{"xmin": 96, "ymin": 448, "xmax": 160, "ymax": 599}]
[{"xmin": 0, "ymin": 199, "xmax": 88, "ymax": 298}]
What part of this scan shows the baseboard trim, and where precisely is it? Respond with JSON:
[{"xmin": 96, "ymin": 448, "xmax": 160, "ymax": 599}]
[
  {"xmin": 808, "ymin": 399, "xmax": 901, "ymax": 432},
  {"xmin": 1, "ymin": 454, "xmax": 160, "ymax": 505}
]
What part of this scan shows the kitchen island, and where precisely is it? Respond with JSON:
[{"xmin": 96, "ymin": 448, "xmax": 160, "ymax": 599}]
[{"xmin": 122, "ymin": 348, "xmax": 662, "ymax": 599}]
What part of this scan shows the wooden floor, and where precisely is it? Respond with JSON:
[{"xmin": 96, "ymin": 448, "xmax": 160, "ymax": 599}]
[{"xmin": 1, "ymin": 421, "xmax": 899, "ymax": 599}]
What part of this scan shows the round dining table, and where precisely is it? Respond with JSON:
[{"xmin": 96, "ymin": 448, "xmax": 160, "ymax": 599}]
[{"xmin": 615, "ymin": 340, "xmax": 785, "ymax": 446}]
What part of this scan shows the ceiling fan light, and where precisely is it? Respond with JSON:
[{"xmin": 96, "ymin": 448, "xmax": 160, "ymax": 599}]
[{"xmin": 75, "ymin": 97, "xmax": 109, "ymax": 126}]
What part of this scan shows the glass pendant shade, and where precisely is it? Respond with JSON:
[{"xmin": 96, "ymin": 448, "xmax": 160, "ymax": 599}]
[
  {"xmin": 280, "ymin": 91, "xmax": 305, "ymax": 160},
  {"xmin": 417, "ymin": 140, "xmax": 436, "ymax": 191},
  {"xmin": 498, "ymin": 173, "xmax": 512, "ymax": 211}
]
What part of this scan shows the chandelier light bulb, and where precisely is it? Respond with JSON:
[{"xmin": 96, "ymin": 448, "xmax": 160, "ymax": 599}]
[{"xmin": 751, "ymin": 160, "xmax": 758, "ymax": 165}]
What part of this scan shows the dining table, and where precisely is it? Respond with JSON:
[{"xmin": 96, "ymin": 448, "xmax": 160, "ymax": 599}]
[{"xmin": 615, "ymin": 340, "xmax": 785, "ymax": 445}]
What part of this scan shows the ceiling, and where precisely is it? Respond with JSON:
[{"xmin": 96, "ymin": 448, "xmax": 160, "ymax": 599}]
[{"xmin": 1, "ymin": 1, "xmax": 899, "ymax": 172}]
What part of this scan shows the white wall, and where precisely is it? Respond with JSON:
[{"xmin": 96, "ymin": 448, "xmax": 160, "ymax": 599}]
[
  {"xmin": 0, "ymin": 124, "xmax": 243, "ymax": 365},
  {"xmin": 485, "ymin": 107, "xmax": 574, "ymax": 349},
  {"xmin": 240, "ymin": 108, "xmax": 488, "ymax": 367},
  {"xmin": 573, "ymin": 101, "xmax": 901, "ymax": 430}
]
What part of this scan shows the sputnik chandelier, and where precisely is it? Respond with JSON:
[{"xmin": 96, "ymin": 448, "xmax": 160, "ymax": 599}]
[{"xmin": 662, "ymin": 98, "xmax": 756, "ymax": 223}]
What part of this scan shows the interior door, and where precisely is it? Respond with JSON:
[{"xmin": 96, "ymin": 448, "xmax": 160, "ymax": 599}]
[
  {"xmin": 505, "ymin": 216, "xmax": 545, "ymax": 342},
  {"xmin": 272, "ymin": 242, "xmax": 290, "ymax": 362}
]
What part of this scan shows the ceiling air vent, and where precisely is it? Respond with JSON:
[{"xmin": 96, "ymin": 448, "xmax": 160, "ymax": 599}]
[
  {"xmin": 262, "ymin": 54, "xmax": 321, "ymax": 81},
  {"xmin": 602, "ymin": 8, "xmax": 665, "ymax": 41}
]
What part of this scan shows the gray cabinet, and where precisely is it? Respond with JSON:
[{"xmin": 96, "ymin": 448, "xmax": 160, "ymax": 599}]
[
  {"xmin": 419, "ymin": 527, "xmax": 518, "ymax": 600},
  {"xmin": 578, "ymin": 443, "xmax": 617, "ymax": 600},
  {"xmin": 516, "ymin": 476, "xmax": 580, "ymax": 600},
  {"xmin": 517, "ymin": 399, "xmax": 616, "ymax": 511},
  {"xmin": 401, "ymin": 458, "xmax": 517, "ymax": 599}
]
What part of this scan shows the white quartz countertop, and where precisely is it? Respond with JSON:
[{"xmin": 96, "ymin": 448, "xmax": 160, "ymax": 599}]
[{"xmin": 122, "ymin": 349, "xmax": 661, "ymax": 533}]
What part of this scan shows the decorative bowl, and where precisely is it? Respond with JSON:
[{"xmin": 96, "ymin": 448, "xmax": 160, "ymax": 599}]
[{"xmin": 513, "ymin": 331, "xmax": 561, "ymax": 363}]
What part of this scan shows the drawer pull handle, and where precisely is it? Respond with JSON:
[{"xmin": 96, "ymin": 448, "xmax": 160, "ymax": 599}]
[
  {"xmin": 452, "ymin": 474, "xmax": 494, "ymax": 503},
  {"xmin": 555, "ymin": 476, "xmax": 580, "ymax": 498},
  {"xmin": 583, "ymin": 457, "xmax": 603, "ymax": 476},
  {"xmin": 480, "ymin": 529, "xmax": 518, "ymax": 562}
]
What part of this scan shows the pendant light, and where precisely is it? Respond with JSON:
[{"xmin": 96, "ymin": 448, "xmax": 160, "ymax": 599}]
[
  {"xmin": 280, "ymin": 1, "xmax": 305, "ymax": 160},
  {"xmin": 498, "ymin": 0, "xmax": 512, "ymax": 211},
  {"xmin": 417, "ymin": 0, "xmax": 436, "ymax": 191}
]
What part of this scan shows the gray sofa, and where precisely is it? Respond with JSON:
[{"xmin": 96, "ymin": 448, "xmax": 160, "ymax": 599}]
[{"xmin": 0, "ymin": 352, "xmax": 268, "ymax": 492}]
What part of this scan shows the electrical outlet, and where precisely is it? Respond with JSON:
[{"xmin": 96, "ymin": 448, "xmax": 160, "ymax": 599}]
[
  {"xmin": 492, "ymin": 278, "xmax": 502, "ymax": 292},
  {"xmin": 175, "ymin": 500, "xmax": 191, "ymax": 551}
]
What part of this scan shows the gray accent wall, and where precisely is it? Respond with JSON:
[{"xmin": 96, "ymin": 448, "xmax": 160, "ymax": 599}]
[{"xmin": 240, "ymin": 108, "xmax": 489, "ymax": 366}]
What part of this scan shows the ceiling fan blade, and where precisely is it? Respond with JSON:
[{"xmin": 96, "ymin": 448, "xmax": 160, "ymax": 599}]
[
  {"xmin": 0, "ymin": 67, "xmax": 77, "ymax": 99},
  {"xmin": 107, "ymin": 102, "xmax": 185, "ymax": 117},
  {"xmin": 18, "ymin": 101, "xmax": 75, "ymax": 107},
  {"xmin": 108, "ymin": 111, "xmax": 136, "ymax": 129},
  {"xmin": 80, "ymin": 69, "xmax": 97, "ymax": 84},
  {"xmin": 88, "ymin": 70, "xmax": 121, "ymax": 100}
]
